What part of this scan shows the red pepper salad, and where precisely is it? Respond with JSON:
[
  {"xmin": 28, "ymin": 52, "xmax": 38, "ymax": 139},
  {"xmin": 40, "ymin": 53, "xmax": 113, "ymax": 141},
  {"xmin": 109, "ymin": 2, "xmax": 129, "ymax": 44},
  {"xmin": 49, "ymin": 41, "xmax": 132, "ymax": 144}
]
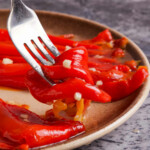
[{"xmin": 0, "ymin": 29, "xmax": 148, "ymax": 149}]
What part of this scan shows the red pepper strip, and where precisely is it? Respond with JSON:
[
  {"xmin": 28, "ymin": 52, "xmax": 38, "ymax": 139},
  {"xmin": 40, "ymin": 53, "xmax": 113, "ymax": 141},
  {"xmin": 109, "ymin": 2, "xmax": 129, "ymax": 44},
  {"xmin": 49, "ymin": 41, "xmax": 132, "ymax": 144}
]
[
  {"xmin": 0, "ymin": 29, "xmax": 11, "ymax": 41},
  {"xmin": 0, "ymin": 42, "xmax": 21, "ymax": 56},
  {"xmin": 91, "ymin": 64, "xmax": 129, "ymax": 73},
  {"xmin": 92, "ymin": 29, "xmax": 113, "ymax": 42},
  {"xmin": 89, "ymin": 57, "xmax": 119, "ymax": 64},
  {"xmin": 100, "ymin": 67, "xmax": 149, "ymax": 101},
  {"xmin": 55, "ymin": 47, "xmax": 88, "ymax": 66},
  {"xmin": 81, "ymin": 29, "xmax": 113, "ymax": 44},
  {"xmin": 48, "ymin": 35, "xmax": 78, "ymax": 47},
  {"xmin": 25, "ymin": 69, "xmax": 111, "ymax": 103},
  {"xmin": 42, "ymin": 47, "xmax": 93, "ymax": 84},
  {"xmin": 90, "ymin": 69, "xmax": 126, "ymax": 83},
  {"xmin": 112, "ymin": 48, "xmax": 125, "ymax": 58},
  {"xmin": 0, "ymin": 42, "xmax": 40, "ymax": 62},
  {"xmin": 0, "ymin": 29, "xmax": 99, "ymax": 50},
  {"xmin": 77, "ymin": 43, "xmax": 100, "ymax": 50},
  {"xmin": 0, "ymin": 136, "xmax": 15, "ymax": 150},
  {"xmin": 87, "ymin": 49, "xmax": 112, "ymax": 56},
  {"xmin": 55, "ymin": 44, "xmax": 66, "ymax": 51},
  {"xmin": 88, "ymin": 57, "xmax": 119, "ymax": 72},
  {"xmin": 48, "ymin": 35, "xmax": 101, "ymax": 50},
  {"xmin": 129, "ymin": 67, "xmax": 149, "ymax": 92},
  {"xmin": 0, "ymin": 63, "xmax": 31, "ymax": 76},
  {"xmin": 0, "ymin": 142, "xmax": 13, "ymax": 150},
  {"xmin": 0, "ymin": 99, "xmax": 85, "ymax": 148},
  {"xmin": 0, "ymin": 137, "xmax": 29, "ymax": 150},
  {"xmin": 89, "ymin": 65, "xmax": 131, "ymax": 83},
  {"xmin": 0, "ymin": 76, "xmax": 26, "ymax": 89},
  {"xmin": 88, "ymin": 61, "xmax": 115, "ymax": 71},
  {"xmin": 113, "ymin": 64, "xmax": 131, "ymax": 73},
  {"xmin": 114, "ymin": 37, "xmax": 128, "ymax": 49},
  {"xmin": 0, "ymin": 55, "xmax": 26, "ymax": 63},
  {"xmin": 43, "ymin": 65, "xmax": 93, "ymax": 84},
  {"xmin": 124, "ymin": 60, "xmax": 138, "ymax": 70},
  {"xmin": 15, "ymin": 144, "xmax": 29, "ymax": 150}
]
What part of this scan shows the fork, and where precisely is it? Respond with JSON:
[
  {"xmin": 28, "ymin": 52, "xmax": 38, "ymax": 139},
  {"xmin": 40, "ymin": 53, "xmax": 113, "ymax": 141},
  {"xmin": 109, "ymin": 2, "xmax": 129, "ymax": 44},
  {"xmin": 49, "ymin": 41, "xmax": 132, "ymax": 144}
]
[{"xmin": 7, "ymin": 0, "xmax": 60, "ymax": 85}]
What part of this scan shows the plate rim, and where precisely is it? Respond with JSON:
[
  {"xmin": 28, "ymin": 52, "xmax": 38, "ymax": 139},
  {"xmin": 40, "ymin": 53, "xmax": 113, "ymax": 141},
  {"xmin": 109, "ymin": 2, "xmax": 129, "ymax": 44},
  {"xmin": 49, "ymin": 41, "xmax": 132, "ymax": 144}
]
[{"xmin": 0, "ymin": 9, "xmax": 150, "ymax": 150}]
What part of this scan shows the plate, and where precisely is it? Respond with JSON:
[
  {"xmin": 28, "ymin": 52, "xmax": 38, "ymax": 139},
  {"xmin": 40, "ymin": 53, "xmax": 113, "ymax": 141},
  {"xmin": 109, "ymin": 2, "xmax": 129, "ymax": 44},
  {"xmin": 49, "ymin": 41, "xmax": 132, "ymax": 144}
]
[{"xmin": 0, "ymin": 10, "xmax": 150, "ymax": 150}]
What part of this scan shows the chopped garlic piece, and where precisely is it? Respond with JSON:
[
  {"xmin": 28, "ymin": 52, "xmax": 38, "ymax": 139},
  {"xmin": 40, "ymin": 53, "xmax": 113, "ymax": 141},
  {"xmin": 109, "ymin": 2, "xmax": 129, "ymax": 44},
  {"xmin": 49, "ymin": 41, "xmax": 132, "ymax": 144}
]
[
  {"xmin": 63, "ymin": 59, "xmax": 72, "ymax": 69},
  {"xmin": 96, "ymin": 80, "xmax": 103, "ymax": 86},
  {"xmin": 89, "ymin": 68, "xmax": 96, "ymax": 72},
  {"xmin": 2, "ymin": 58, "xmax": 13, "ymax": 64},
  {"xmin": 74, "ymin": 92, "xmax": 82, "ymax": 101},
  {"xmin": 65, "ymin": 45, "xmax": 72, "ymax": 51},
  {"xmin": 20, "ymin": 114, "xmax": 28, "ymax": 119}
]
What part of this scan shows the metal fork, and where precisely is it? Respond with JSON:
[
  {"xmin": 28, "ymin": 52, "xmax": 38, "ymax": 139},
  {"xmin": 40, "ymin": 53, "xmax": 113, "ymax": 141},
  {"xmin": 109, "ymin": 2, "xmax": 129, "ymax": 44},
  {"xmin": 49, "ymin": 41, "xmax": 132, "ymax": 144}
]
[{"xmin": 7, "ymin": 0, "xmax": 60, "ymax": 85}]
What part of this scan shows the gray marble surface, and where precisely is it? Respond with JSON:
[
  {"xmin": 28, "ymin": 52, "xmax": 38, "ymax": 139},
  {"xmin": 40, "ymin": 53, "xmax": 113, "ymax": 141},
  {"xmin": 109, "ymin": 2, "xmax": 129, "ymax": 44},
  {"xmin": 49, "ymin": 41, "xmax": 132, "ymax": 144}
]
[{"xmin": 0, "ymin": 0, "xmax": 150, "ymax": 150}]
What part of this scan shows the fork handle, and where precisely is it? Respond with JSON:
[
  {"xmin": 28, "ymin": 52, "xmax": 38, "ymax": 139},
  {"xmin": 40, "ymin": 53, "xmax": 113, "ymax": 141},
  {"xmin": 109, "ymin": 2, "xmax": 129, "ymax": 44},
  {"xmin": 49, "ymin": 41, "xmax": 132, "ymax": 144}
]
[
  {"xmin": 11, "ymin": 0, "xmax": 23, "ymax": 8},
  {"xmin": 10, "ymin": 0, "xmax": 31, "ymax": 23}
]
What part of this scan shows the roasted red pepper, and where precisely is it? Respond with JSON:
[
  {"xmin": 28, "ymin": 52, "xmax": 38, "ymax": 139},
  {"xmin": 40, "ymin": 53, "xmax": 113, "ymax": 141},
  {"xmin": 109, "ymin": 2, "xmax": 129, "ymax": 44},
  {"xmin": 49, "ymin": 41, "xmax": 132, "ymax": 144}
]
[
  {"xmin": 0, "ymin": 28, "xmax": 149, "ymax": 149},
  {"xmin": 26, "ymin": 46, "xmax": 111, "ymax": 104},
  {"xmin": 0, "ymin": 63, "xmax": 31, "ymax": 77},
  {"xmin": 48, "ymin": 35, "xmax": 101, "ymax": 50},
  {"xmin": 42, "ymin": 47, "xmax": 93, "ymax": 84},
  {"xmin": 112, "ymin": 64, "xmax": 131, "ymax": 73},
  {"xmin": 112, "ymin": 48, "xmax": 125, "ymax": 58},
  {"xmin": 93, "ymin": 29, "xmax": 113, "ymax": 42},
  {"xmin": 0, "ymin": 42, "xmax": 20, "ymax": 56},
  {"xmin": 0, "ymin": 99, "xmax": 85, "ymax": 148},
  {"xmin": 0, "ymin": 29, "xmax": 11, "ymax": 41},
  {"xmin": 90, "ymin": 69, "xmax": 126, "ymax": 83},
  {"xmin": 81, "ymin": 29, "xmax": 113, "ymax": 44},
  {"xmin": 26, "ymin": 69, "xmax": 111, "ymax": 104},
  {"xmin": 49, "ymin": 35, "xmax": 78, "ymax": 47},
  {"xmin": 0, "ymin": 62, "xmax": 31, "ymax": 89},
  {"xmin": 0, "ymin": 76, "xmax": 26, "ymax": 89},
  {"xmin": 100, "ymin": 67, "xmax": 148, "ymax": 100},
  {"xmin": 0, "ymin": 56, "xmax": 26, "ymax": 63},
  {"xmin": 125, "ymin": 60, "xmax": 138, "ymax": 70},
  {"xmin": 114, "ymin": 37, "xmax": 128, "ymax": 49},
  {"xmin": 88, "ymin": 57, "xmax": 118, "ymax": 72},
  {"xmin": 0, "ymin": 29, "xmax": 148, "ymax": 102}
]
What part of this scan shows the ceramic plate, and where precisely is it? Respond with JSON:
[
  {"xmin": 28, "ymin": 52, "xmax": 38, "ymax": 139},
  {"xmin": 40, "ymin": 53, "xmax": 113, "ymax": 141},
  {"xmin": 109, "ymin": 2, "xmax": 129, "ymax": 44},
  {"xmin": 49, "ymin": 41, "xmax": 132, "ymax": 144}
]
[{"xmin": 0, "ymin": 10, "xmax": 150, "ymax": 150}]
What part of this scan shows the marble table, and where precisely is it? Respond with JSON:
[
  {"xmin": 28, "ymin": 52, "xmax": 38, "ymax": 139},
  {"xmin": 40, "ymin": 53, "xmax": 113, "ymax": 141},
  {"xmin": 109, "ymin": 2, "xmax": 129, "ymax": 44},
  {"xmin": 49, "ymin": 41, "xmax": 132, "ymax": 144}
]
[{"xmin": 0, "ymin": 0, "xmax": 150, "ymax": 149}]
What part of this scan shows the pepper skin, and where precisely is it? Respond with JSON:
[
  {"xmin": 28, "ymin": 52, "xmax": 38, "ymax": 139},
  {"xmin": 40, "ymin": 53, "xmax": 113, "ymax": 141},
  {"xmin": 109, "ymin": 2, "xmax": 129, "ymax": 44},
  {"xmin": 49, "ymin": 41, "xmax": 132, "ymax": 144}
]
[
  {"xmin": 0, "ymin": 76, "xmax": 26, "ymax": 89},
  {"xmin": 0, "ymin": 63, "xmax": 31, "ymax": 77},
  {"xmin": 0, "ymin": 29, "xmax": 11, "ymax": 41},
  {"xmin": 0, "ymin": 99, "xmax": 85, "ymax": 148},
  {"xmin": 0, "ymin": 42, "xmax": 20, "ymax": 56},
  {"xmin": 26, "ymin": 69, "xmax": 111, "ymax": 104},
  {"xmin": 0, "ymin": 55, "xmax": 26, "ymax": 63},
  {"xmin": 80, "ymin": 29, "xmax": 113, "ymax": 44},
  {"xmin": 42, "ymin": 47, "xmax": 93, "ymax": 84},
  {"xmin": 100, "ymin": 67, "xmax": 149, "ymax": 100}
]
